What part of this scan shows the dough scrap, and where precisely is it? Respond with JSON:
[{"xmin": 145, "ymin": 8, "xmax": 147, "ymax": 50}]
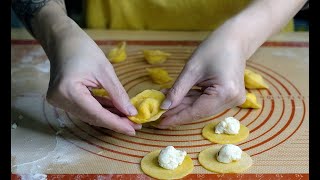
[
  {"xmin": 91, "ymin": 88, "xmax": 109, "ymax": 97},
  {"xmin": 141, "ymin": 149, "xmax": 194, "ymax": 179},
  {"xmin": 107, "ymin": 41, "xmax": 127, "ymax": 63},
  {"xmin": 238, "ymin": 92, "xmax": 261, "ymax": 109},
  {"xmin": 143, "ymin": 50, "xmax": 171, "ymax": 64},
  {"xmin": 202, "ymin": 121, "xmax": 249, "ymax": 144},
  {"xmin": 128, "ymin": 89, "xmax": 166, "ymax": 124},
  {"xmin": 244, "ymin": 69, "xmax": 268, "ymax": 89},
  {"xmin": 146, "ymin": 68, "xmax": 173, "ymax": 85},
  {"xmin": 198, "ymin": 145, "xmax": 253, "ymax": 173}
]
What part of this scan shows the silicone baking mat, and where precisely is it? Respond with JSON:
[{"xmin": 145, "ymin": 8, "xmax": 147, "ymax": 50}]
[{"xmin": 11, "ymin": 38, "xmax": 309, "ymax": 179}]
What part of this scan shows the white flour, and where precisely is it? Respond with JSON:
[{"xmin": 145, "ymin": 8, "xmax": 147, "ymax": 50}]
[
  {"xmin": 12, "ymin": 95, "xmax": 80, "ymax": 175},
  {"xmin": 34, "ymin": 60, "xmax": 50, "ymax": 73},
  {"xmin": 21, "ymin": 47, "xmax": 45, "ymax": 64},
  {"xmin": 13, "ymin": 47, "xmax": 50, "ymax": 74},
  {"xmin": 13, "ymin": 136, "xmax": 80, "ymax": 174}
]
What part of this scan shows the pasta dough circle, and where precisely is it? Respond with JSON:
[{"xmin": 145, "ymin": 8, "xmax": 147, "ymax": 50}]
[
  {"xmin": 141, "ymin": 149, "xmax": 194, "ymax": 179},
  {"xmin": 202, "ymin": 121, "xmax": 249, "ymax": 144},
  {"xmin": 198, "ymin": 145, "xmax": 253, "ymax": 173}
]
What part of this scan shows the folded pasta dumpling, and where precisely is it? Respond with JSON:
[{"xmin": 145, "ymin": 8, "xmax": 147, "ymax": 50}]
[
  {"xmin": 238, "ymin": 92, "xmax": 261, "ymax": 109},
  {"xmin": 244, "ymin": 69, "xmax": 268, "ymax": 89},
  {"xmin": 143, "ymin": 50, "xmax": 171, "ymax": 64},
  {"xmin": 128, "ymin": 90, "xmax": 166, "ymax": 124},
  {"xmin": 146, "ymin": 68, "xmax": 173, "ymax": 84},
  {"xmin": 91, "ymin": 88, "xmax": 109, "ymax": 97},
  {"xmin": 107, "ymin": 41, "xmax": 127, "ymax": 63},
  {"xmin": 160, "ymin": 81, "xmax": 174, "ymax": 89}
]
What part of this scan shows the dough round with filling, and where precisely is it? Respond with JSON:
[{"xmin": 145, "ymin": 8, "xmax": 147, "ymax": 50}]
[
  {"xmin": 141, "ymin": 149, "xmax": 194, "ymax": 179},
  {"xmin": 198, "ymin": 145, "xmax": 253, "ymax": 173},
  {"xmin": 202, "ymin": 121, "xmax": 249, "ymax": 144}
]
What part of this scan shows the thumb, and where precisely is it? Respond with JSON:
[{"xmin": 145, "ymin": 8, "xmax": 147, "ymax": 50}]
[
  {"xmin": 161, "ymin": 65, "xmax": 200, "ymax": 110},
  {"xmin": 100, "ymin": 71, "xmax": 137, "ymax": 117}
]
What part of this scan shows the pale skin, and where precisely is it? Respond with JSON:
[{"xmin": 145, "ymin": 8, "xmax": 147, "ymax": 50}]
[{"xmin": 12, "ymin": 0, "xmax": 307, "ymax": 134}]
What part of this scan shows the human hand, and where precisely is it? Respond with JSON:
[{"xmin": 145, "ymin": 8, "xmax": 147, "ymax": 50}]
[
  {"xmin": 45, "ymin": 22, "xmax": 141, "ymax": 136},
  {"xmin": 157, "ymin": 33, "xmax": 246, "ymax": 129}
]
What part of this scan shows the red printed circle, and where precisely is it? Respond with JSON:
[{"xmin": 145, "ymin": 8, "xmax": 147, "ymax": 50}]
[{"xmin": 43, "ymin": 50, "xmax": 306, "ymax": 166}]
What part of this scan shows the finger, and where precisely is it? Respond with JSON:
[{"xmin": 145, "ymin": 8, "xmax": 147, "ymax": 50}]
[
  {"xmin": 160, "ymin": 65, "xmax": 201, "ymax": 110},
  {"xmin": 94, "ymin": 97, "xmax": 125, "ymax": 116},
  {"xmin": 94, "ymin": 96, "xmax": 114, "ymax": 107},
  {"xmin": 103, "ymin": 107, "xmax": 141, "ymax": 130},
  {"xmin": 68, "ymin": 83, "xmax": 137, "ymax": 136},
  {"xmin": 126, "ymin": 119, "xmax": 143, "ymax": 130},
  {"xmin": 161, "ymin": 104, "xmax": 188, "ymax": 119},
  {"xmin": 160, "ymin": 88, "xmax": 169, "ymax": 94},
  {"xmin": 158, "ymin": 93, "xmax": 229, "ymax": 129},
  {"xmin": 93, "ymin": 96, "xmax": 126, "ymax": 116},
  {"xmin": 105, "ymin": 107, "xmax": 126, "ymax": 117},
  {"xmin": 185, "ymin": 89, "xmax": 202, "ymax": 97},
  {"xmin": 157, "ymin": 96, "xmax": 197, "ymax": 128},
  {"xmin": 161, "ymin": 89, "xmax": 200, "ymax": 99},
  {"xmin": 89, "ymin": 89, "xmax": 141, "ymax": 129},
  {"xmin": 196, "ymin": 79, "xmax": 215, "ymax": 87},
  {"xmin": 97, "ymin": 68, "xmax": 137, "ymax": 116}
]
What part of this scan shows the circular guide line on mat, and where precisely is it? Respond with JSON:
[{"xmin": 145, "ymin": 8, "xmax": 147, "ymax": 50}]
[{"xmin": 43, "ymin": 50, "xmax": 306, "ymax": 164}]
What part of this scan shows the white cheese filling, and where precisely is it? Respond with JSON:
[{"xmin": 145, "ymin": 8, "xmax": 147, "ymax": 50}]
[
  {"xmin": 216, "ymin": 144, "xmax": 242, "ymax": 163},
  {"xmin": 215, "ymin": 117, "xmax": 240, "ymax": 134},
  {"xmin": 158, "ymin": 146, "xmax": 187, "ymax": 170}
]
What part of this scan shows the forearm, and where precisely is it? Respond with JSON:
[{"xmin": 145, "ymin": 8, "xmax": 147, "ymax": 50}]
[
  {"xmin": 12, "ymin": 0, "xmax": 66, "ymax": 37},
  {"xmin": 234, "ymin": 0, "xmax": 307, "ymax": 59},
  {"xmin": 205, "ymin": 0, "xmax": 307, "ymax": 61},
  {"xmin": 12, "ymin": 0, "xmax": 84, "ymax": 61},
  {"xmin": 31, "ymin": 1, "xmax": 81, "ymax": 60}
]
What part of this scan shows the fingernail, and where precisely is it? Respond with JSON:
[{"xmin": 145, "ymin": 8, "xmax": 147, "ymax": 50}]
[
  {"xmin": 133, "ymin": 124, "xmax": 142, "ymax": 130},
  {"xmin": 161, "ymin": 99, "xmax": 172, "ymax": 110},
  {"xmin": 127, "ymin": 131, "xmax": 136, "ymax": 136},
  {"xmin": 128, "ymin": 106, "xmax": 138, "ymax": 116}
]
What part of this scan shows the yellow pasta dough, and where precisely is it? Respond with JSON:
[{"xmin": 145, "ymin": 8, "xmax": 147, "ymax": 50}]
[
  {"xmin": 128, "ymin": 89, "xmax": 166, "ymax": 124},
  {"xmin": 160, "ymin": 81, "xmax": 174, "ymax": 89},
  {"xmin": 244, "ymin": 69, "xmax": 268, "ymax": 89},
  {"xmin": 107, "ymin": 41, "xmax": 127, "ymax": 63},
  {"xmin": 146, "ymin": 68, "xmax": 173, "ymax": 84},
  {"xmin": 91, "ymin": 88, "xmax": 109, "ymax": 97},
  {"xmin": 143, "ymin": 50, "xmax": 171, "ymax": 64},
  {"xmin": 202, "ymin": 121, "xmax": 249, "ymax": 144},
  {"xmin": 141, "ymin": 149, "xmax": 194, "ymax": 179},
  {"xmin": 198, "ymin": 145, "xmax": 253, "ymax": 173},
  {"xmin": 238, "ymin": 92, "xmax": 261, "ymax": 109}
]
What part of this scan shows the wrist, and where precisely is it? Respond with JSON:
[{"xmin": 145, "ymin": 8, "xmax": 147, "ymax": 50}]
[
  {"xmin": 31, "ymin": 1, "xmax": 77, "ymax": 57},
  {"xmin": 201, "ymin": 19, "xmax": 247, "ymax": 64}
]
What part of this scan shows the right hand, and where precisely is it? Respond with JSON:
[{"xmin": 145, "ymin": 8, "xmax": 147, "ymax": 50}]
[
  {"xmin": 157, "ymin": 30, "xmax": 247, "ymax": 129},
  {"xmin": 45, "ymin": 20, "xmax": 141, "ymax": 136}
]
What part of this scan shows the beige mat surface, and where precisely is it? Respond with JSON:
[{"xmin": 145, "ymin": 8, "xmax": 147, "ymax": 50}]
[{"xmin": 11, "ymin": 30, "xmax": 309, "ymax": 179}]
